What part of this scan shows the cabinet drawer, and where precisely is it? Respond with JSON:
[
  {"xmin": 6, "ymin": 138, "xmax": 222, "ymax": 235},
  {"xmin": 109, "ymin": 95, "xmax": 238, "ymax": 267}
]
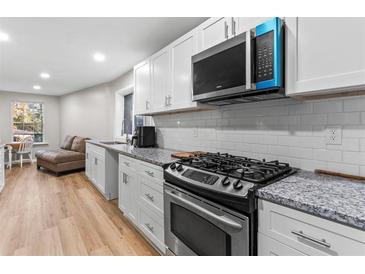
[
  {"xmin": 86, "ymin": 143, "xmax": 105, "ymax": 156},
  {"xmin": 138, "ymin": 203, "xmax": 165, "ymax": 252},
  {"xmin": 258, "ymin": 199, "xmax": 365, "ymax": 256},
  {"xmin": 139, "ymin": 178, "xmax": 164, "ymax": 214},
  {"xmin": 119, "ymin": 154, "xmax": 136, "ymax": 170},
  {"xmin": 139, "ymin": 162, "xmax": 163, "ymax": 181},
  {"xmin": 258, "ymin": 233, "xmax": 307, "ymax": 256}
]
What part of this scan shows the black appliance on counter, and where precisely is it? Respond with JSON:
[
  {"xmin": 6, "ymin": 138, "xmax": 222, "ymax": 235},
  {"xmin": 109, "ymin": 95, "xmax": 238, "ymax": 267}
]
[
  {"xmin": 163, "ymin": 153, "xmax": 296, "ymax": 256},
  {"xmin": 131, "ymin": 126, "xmax": 156, "ymax": 148}
]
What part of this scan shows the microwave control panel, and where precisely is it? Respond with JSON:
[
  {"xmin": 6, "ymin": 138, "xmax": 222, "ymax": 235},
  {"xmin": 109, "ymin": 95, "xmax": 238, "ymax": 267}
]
[{"xmin": 256, "ymin": 31, "xmax": 274, "ymax": 82}]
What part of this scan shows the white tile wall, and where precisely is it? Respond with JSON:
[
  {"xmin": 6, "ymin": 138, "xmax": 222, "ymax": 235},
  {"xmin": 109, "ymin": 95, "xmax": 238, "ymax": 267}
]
[{"xmin": 153, "ymin": 95, "xmax": 365, "ymax": 175}]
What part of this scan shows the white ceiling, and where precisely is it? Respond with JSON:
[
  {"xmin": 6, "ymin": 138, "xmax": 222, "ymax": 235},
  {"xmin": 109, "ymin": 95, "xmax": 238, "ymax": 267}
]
[{"xmin": 0, "ymin": 17, "xmax": 207, "ymax": 96}]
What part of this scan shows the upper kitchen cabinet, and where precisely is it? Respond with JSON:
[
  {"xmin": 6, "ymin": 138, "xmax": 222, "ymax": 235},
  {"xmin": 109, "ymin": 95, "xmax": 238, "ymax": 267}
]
[
  {"xmin": 134, "ymin": 59, "xmax": 152, "ymax": 115},
  {"xmin": 197, "ymin": 17, "xmax": 232, "ymax": 51},
  {"xmin": 234, "ymin": 17, "xmax": 271, "ymax": 35},
  {"xmin": 151, "ymin": 47, "xmax": 171, "ymax": 113},
  {"xmin": 170, "ymin": 29, "xmax": 198, "ymax": 110},
  {"xmin": 286, "ymin": 17, "xmax": 365, "ymax": 96}
]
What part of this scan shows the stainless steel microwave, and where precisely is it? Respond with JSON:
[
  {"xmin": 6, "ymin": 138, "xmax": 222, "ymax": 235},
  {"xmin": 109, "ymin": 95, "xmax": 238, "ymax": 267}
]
[{"xmin": 192, "ymin": 17, "xmax": 285, "ymax": 105}]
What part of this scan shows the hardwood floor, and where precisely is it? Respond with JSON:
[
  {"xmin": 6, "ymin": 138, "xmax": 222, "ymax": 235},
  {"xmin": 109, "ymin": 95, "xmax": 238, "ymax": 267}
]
[{"xmin": 0, "ymin": 164, "xmax": 159, "ymax": 256}]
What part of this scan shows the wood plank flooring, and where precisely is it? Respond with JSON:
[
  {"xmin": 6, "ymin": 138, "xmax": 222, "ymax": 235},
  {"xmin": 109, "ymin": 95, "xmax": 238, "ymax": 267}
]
[{"xmin": 0, "ymin": 164, "xmax": 159, "ymax": 256}]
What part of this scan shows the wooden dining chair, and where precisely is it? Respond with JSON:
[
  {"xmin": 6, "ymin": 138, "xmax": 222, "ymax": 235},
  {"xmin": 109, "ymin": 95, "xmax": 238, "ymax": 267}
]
[{"xmin": 17, "ymin": 137, "xmax": 34, "ymax": 167}]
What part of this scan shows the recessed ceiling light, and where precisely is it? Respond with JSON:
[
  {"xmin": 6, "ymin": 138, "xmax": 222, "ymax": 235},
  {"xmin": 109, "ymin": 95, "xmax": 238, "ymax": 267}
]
[
  {"xmin": 40, "ymin": 72, "xmax": 50, "ymax": 79},
  {"xmin": 0, "ymin": 31, "xmax": 9, "ymax": 42},
  {"xmin": 33, "ymin": 85, "xmax": 41, "ymax": 90},
  {"xmin": 93, "ymin": 52, "xmax": 105, "ymax": 62}
]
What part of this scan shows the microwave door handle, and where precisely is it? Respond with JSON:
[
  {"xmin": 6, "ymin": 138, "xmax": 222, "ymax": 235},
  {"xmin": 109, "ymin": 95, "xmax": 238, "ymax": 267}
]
[
  {"xmin": 245, "ymin": 30, "xmax": 253, "ymax": 90},
  {"xmin": 165, "ymin": 189, "xmax": 242, "ymax": 230}
]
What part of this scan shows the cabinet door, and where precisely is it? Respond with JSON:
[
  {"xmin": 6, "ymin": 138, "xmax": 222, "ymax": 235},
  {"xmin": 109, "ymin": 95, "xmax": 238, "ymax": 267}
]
[
  {"xmin": 286, "ymin": 17, "xmax": 365, "ymax": 96},
  {"xmin": 234, "ymin": 17, "xmax": 271, "ymax": 35},
  {"xmin": 170, "ymin": 30, "xmax": 197, "ymax": 110},
  {"xmin": 151, "ymin": 48, "xmax": 171, "ymax": 112},
  {"xmin": 0, "ymin": 148, "xmax": 4, "ymax": 191},
  {"xmin": 134, "ymin": 60, "xmax": 151, "ymax": 115},
  {"xmin": 197, "ymin": 17, "xmax": 231, "ymax": 52},
  {"xmin": 85, "ymin": 151, "xmax": 91, "ymax": 179},
  {"xmin": 120, "ymin": 169, "xmax": 138, "ymax": 225},
  {"xmin": 94, "ymin": 154, "xmax": 105, "ymax": 193}
]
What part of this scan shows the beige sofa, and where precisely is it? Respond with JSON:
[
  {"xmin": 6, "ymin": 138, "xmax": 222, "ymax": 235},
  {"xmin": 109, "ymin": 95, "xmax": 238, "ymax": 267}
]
[{"xmin": 35, "ymin": 136, "xmax": 88, "ymax": 176}]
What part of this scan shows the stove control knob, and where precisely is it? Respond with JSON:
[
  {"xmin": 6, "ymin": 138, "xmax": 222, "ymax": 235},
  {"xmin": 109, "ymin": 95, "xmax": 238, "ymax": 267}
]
[
  {"xmin": 170, "ymin": 163, "xmax": 176, "ymax": 170},
  {"xmin": 221, "ymin": 176, "xmax": 230, "ymax": 186},
  {"xmin": 233, "ymin": 180, "xmax": 243, "ymax": 190},
  {"xmin": 176, "ymin": 164, "xmax": 184, "ymax": 172}
]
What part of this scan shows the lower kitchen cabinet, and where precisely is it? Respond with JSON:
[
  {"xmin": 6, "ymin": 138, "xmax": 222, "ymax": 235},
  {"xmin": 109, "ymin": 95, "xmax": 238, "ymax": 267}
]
[
  {"xmin": 118, "ymin": 154, "xmax": 166, "ymax": 254},
  {"xmin": 258, "ymin": 232, "xmax": 306, "ymax": 256},
  {"xmin": 85, "ymin": 143, "xmax": 119, "ymax": 200},
  {"xmin": 258, "ymin": 199, "xmax": 365, "ymax": 256},
  {"xmin": 0, "ymin": 146, "xmax": 4, "ymax": 192}
]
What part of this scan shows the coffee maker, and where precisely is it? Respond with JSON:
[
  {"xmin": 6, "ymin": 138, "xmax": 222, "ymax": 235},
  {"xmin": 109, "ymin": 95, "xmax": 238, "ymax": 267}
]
[{"xmin": 131, "ymin": 126, "xmax": 156, "ymax": 148}]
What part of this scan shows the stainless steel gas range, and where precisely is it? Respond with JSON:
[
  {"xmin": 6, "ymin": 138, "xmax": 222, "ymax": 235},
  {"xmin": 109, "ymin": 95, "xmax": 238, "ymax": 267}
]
[{"xmin": 163, "ymin": 153, "xmax": 296, "ymax": 256}]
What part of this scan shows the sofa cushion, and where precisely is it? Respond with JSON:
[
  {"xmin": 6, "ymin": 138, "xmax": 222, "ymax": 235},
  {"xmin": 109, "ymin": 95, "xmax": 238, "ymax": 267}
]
[
  {"xmin": 36, "ymin": 149, "xmax": 85, "ymax": 164},
  {"xmin": 60, "ymin": 135, "xmax": 75, "ymax": 150},
  {"xmin": 71, "ymin": 136, "xmax": 87, "ymax": 153}
]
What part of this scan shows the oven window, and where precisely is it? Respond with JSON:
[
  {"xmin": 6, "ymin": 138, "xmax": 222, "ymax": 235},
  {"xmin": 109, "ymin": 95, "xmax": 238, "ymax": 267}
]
[
  {"xmin": 171, "ymin": 203, "xmax": 231, "ymax": 256},
  {"xmin": 193, "ymin": 42, "xmax": 246, "ymax": 96}
]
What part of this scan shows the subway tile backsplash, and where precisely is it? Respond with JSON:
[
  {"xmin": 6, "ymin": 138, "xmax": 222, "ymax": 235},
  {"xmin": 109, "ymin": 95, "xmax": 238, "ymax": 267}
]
[{"xmin": 153, "ymin": 95, "xmax": 365, "ymax": 175}]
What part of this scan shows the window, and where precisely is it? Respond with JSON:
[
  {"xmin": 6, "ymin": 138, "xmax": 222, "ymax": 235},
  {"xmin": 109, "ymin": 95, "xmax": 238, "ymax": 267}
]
[
  {"xmin": 123, "ymin": 93, "xmax": 133, "ymax": 135},
  {"xmin": 12, "ymin": 102, "xmax": 44, "ymax": 143}
]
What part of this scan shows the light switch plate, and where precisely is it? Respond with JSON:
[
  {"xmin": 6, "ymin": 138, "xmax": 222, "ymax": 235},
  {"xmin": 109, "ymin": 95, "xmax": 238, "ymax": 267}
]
[{"xmin": 326, "ymin": 126, "xmax": 342, "ymax": 145}]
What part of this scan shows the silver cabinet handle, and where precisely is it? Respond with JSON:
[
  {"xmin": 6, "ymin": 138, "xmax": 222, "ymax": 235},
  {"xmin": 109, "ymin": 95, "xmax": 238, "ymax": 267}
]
[
  {"xmin": 291, "ymin": 230, "xmax": 331, "ymax": 248},
  {"xmin": 245, "ymin": 30, "xmax": 253, "ymax": 90},
  {"xmin": 122, "ymin": 173, "xmax": 127, "ymax": 184},
  {"xmin": 145, "ymin": 193, "xmax": 154, "ymax": 202},
  {"xmin": 164, "ymin": 95, "xmax": 168, "ymax": 107},
  {"xmin": 145, "ymin": 100, "xmax": 150, "ymax": 110},
  {"xmin": 231, "ymin": 17, "xmax": 236, "ymax": 36},
  {"xmin": 145, "ymin": 170, "xmax": 154, "ymax": 177},
  {"xmin": 94, "ymin": 158, "xmax": 97, "ymax": 165},
  {"xmin": 145, "ymin": 223, "xmax": 154, "ymax": 233},
  {"xmin": 124, "ymin": 161, "xmax": 130, "ymax": 167},
  {"xmin": 168, "ymin": 95, "xmax": 172, "ymax": 106},
  {"xmin": 165, "ymin": 189, "xmax": 242, "ymax": 230},
  {"xmin": 224, "ymin": 21, "xmax": 228, "ymax": 39}
]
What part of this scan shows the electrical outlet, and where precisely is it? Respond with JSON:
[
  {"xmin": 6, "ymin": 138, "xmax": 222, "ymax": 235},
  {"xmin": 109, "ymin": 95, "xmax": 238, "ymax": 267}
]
[{"xmin": 326, "ymin": 127, "xmax": 342, "ymax": 145}]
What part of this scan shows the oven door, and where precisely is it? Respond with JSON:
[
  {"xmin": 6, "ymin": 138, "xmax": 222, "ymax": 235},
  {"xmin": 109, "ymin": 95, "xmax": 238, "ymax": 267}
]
[{"xmin": 164, "ymin": 184, "xmax": 249, "ymax": 256}]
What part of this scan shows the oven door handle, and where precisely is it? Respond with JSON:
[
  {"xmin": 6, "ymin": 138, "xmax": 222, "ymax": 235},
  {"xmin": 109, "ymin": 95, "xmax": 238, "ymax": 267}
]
[{"xmin": 165, "ymin": 190, "xmax": 243, "ymax": 230}]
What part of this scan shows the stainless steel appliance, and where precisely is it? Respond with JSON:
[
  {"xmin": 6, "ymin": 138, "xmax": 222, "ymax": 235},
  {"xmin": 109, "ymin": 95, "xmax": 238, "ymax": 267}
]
[
  {"xmin": 192, "ymin": 17, "xmax": 285, "ymax": 105},
  {"xmin": 164, "ymin": 153, "xmax": 296, "ymax": 256},
  {"xmin": 131, "ymin": 126, "xmax": 156, "ymax": 148}
]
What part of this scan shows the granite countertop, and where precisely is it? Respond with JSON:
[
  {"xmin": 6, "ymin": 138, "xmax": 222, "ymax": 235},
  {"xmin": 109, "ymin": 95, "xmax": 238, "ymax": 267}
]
[
  {"xmin": 257, "ymin": 170, "xmax": 365, "ymax": 231},
  {"xmin": 86, "ymin": 140, "xmax": 178, "ymax": 167}
]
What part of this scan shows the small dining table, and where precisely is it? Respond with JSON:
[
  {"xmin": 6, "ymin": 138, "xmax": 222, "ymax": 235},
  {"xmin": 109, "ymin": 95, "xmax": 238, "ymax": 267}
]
[{"xmin": 5, "ymin": 142, "xmax": 21, "ymax": 169}]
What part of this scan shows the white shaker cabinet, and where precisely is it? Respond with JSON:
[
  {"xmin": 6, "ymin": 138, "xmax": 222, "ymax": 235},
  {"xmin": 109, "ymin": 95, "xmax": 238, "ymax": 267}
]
[
  {"xmin": 151, "ymin": 47, "xmax": 171, "ymax": 113},
  {"xmin": 170, "ymin": 29, "xmax": 198, "ymax": 110},
  {"xmin": 134, "ymin": 60, "xmax": 152, "ymax": 115},
  {"xmin": 119, "ymin": 157, "xmax": 138, "ymax": 225},
  {"xmin": 85, "ymin": 143, "xmax": 118, "ymax": 200},
  {"xmin": 286, "ymin": 17, "xmax": 365, "ymax": 96},
  {"xmin": 0, "ymin": 146, "xmax": 4, "ymax": 192},
  {"xmin": 197, "ymin": 17, "xmax": 232, "ymax": 51},
  {"xmin": 234, "ymin": 17, "xmax": 271, "ymax": 35}
]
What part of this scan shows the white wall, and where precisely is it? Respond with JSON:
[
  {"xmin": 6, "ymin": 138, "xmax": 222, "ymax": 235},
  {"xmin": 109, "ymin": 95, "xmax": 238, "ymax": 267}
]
[
  {"xmin": 154, "ymin": 95, "xmax": 365, "ymax": 176},
  {"xmin": 60, "ymin": 70, "xmax": 133, "ymax": 140},
  {"xmin": 0, "ymin": 90, "xmax": 60, "ymax": 151}
]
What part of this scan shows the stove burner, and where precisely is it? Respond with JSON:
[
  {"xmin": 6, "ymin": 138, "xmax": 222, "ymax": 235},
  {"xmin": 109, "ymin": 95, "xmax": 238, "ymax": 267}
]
[{"xmin": 180, "ymin": 153, "xmax": 292, "ymax": 184}]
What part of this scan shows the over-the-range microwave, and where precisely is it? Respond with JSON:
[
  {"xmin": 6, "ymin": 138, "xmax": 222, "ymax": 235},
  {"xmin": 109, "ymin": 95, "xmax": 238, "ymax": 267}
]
[{"xmin": 192, "ymin": 17, "xmax": 285, "ymax": 105}]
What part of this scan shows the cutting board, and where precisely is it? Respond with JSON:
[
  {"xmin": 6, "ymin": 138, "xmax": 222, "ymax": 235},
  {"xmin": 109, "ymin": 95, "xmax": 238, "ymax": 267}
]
[{"xmin": 171, "ymin": 151, "xmax": 207, "ymax": 159}]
